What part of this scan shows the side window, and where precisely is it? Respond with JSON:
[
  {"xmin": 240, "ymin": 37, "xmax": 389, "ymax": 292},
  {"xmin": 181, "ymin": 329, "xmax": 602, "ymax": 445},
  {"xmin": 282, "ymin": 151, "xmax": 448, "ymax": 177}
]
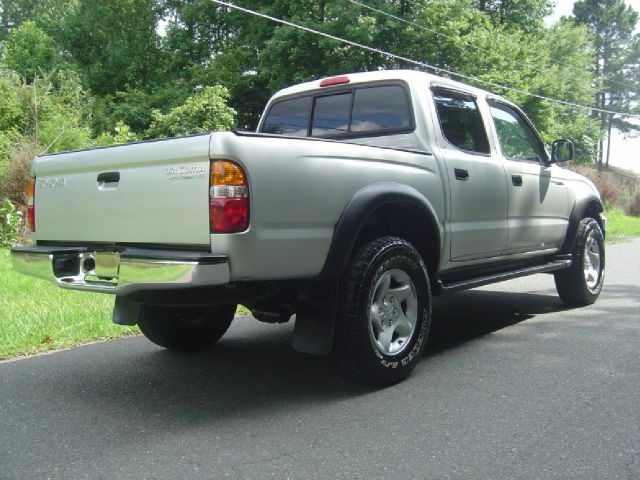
[
  {"xmin": 351, "ymin": 85, "xmax": 411, "ymax": 132},
  {"xmin": 489, "ymin": 101, "xmax": 545, "ymax": 162},
  {"xmin": 432, "ymin": 88, "xmax": 490, "ymax": 155},
  {"xmin": 262, "ymin": 96, "xmax": 312, "ymax": 136},
  {"xmin": 311, "ymin": 93, "xmax": 351, "ymax": 136}
]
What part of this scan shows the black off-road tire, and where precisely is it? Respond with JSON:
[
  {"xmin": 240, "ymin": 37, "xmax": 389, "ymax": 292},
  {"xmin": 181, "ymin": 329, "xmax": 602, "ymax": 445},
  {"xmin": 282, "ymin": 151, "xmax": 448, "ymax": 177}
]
[
  {"xmin": 555, "ymin": 217, "xmax": 605, "ymax": 307},
  {"xmin": 138, "ymin": 304, "xmax": 237, "ymax": 351},
  {"xmin": 334, "ymin": 237, "xmax": 431, "ymax": 387}
]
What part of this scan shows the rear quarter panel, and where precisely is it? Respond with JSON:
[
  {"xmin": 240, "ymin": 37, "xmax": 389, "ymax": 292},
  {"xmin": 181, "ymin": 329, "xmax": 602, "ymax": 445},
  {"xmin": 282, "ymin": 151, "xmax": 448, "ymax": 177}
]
[{"xmin": 209, "ymin": 132, "xmax": 444, "ymax": 281}]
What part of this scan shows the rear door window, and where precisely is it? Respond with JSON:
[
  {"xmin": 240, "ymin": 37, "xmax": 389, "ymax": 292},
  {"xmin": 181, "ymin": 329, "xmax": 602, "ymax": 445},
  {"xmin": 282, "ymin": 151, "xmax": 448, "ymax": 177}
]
[
  {"xmin": 351, "ymin": 85, "xmax": 411, "ymax": 132},
  {"xmin": 432, "ymin": 88, "xmax": 490, "ymax": 155}
]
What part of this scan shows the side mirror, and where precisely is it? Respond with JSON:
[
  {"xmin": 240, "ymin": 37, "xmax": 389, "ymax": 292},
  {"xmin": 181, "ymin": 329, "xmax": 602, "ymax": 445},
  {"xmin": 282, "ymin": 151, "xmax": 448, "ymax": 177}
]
[{"xmin": 551, "ymin": 139, "xmax": 574, "ymax": 163}]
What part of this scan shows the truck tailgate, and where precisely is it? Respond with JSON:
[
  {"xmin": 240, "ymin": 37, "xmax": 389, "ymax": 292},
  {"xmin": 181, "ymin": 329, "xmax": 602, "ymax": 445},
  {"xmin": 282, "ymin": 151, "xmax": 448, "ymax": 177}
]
[{"xmin": 32, "ymin": 134, "xmax": 212, "ymax": 246}]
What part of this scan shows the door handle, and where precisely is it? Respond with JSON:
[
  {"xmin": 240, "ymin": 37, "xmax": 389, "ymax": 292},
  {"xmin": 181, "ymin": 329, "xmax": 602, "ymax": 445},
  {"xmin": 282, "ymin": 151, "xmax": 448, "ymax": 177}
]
[
  {"xmin": 512, "ymin": 175, "xmax": 523, "ymax": 187},
  {"xmin": 454, "ymin": 168, "xmax": 469, "ymax": 181},
  {"xmin": 97, "ymin": 171, "xmax": 120, "ymax": 184}
]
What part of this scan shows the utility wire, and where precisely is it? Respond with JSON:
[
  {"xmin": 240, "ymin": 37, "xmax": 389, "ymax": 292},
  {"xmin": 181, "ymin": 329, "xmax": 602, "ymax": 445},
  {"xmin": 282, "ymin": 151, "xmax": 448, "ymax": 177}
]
[
  {"xmin": 349, "ymin": 0, "xmax": 560, "ymax": 77},
  {"xmin": 400, "ymin": 0, "xmax": 639, "ymax": 91},
  {"xmin": 211, "ymin": 0, "xmax": 640, "ymax": 119}
]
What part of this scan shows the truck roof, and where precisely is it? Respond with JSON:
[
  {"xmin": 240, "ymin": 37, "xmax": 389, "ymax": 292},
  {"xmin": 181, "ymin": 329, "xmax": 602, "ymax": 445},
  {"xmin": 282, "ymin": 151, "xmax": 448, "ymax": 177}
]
[{"xmin": 270, "ymin": 69, "xmax": 507, "ymax": 103}]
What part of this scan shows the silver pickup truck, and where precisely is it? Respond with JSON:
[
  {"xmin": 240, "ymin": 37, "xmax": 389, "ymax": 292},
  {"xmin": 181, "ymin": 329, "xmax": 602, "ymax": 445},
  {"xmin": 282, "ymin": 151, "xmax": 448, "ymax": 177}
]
[{"xmin": 11, "ymin": 70, "xmax": 605, "ymax": 385}]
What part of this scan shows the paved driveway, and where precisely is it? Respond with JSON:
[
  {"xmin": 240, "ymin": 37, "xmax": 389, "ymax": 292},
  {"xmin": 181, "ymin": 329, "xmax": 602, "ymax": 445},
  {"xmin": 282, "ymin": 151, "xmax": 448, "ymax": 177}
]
[{"xmin": 1, "ymin": 240, "xmax": 639, "ymax": 479}]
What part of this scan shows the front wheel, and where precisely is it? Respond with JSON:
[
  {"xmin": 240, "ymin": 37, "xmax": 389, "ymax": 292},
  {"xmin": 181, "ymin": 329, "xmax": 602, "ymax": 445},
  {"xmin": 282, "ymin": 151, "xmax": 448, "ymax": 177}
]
[
  {"xmin": 334, "ymin": 237, "xmax": 431, "ymax": 386},
  {"xmin": 555, "ymin": 217, "xmax": 605, "ymax": 306},
  {"xmin": 138, "ymin": 304, "xmax": 237, "ymax": 351}
]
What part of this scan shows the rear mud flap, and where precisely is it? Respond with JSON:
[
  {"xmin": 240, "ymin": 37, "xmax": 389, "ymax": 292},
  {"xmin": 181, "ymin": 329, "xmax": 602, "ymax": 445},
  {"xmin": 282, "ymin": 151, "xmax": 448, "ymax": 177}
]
[{"xmin": 293, "ymin": 281, "xmax": 338, "ymax": 356}]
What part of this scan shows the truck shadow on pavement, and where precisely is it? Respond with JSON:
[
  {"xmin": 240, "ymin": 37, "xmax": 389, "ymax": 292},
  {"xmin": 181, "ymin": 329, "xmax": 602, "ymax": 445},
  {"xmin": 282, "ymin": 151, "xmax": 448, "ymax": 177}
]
[
  {"xmin": 427, "ymin": 289, "xmax": 568, "ymax": 355},
  {"xmin": 41, "ymin": 289, "xmax": 570, "ymax": 429}
]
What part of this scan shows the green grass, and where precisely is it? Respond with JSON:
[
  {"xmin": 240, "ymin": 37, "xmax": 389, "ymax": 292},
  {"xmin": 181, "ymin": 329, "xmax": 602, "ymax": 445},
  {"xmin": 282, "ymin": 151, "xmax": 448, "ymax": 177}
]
[
  {"xmin": 605, "ymin": 207, "xmax": 640, "ymax": 239},
  {"xmin": 0, "ymin": 250, "xmax": 251, "ymax": 359},
  {"xmin": 0, "ymin": 251, "xmax": 138, "ymax": 359}
]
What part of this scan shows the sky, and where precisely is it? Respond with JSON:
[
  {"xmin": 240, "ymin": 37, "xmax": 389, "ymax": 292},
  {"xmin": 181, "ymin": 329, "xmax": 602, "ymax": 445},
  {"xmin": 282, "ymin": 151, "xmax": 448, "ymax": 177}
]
[{"xmin": 548, "ymin": 1, "xmax": 640, "ymax": 173}]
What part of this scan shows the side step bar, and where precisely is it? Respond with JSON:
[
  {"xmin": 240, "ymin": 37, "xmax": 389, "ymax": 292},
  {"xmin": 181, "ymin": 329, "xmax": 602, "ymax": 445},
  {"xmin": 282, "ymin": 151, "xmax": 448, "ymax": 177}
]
[{"xmin": 436, "ymin": 259, "xmax": 572, "ymax": 294}]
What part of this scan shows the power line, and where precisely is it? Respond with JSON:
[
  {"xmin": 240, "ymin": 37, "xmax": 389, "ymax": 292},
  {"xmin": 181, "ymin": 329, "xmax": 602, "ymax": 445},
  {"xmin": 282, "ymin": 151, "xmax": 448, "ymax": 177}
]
[
  {"xmin": 349, "ymin": 0, "xmax": 558, "ymax": 77},
  {"xmin": 211, "ymin": 0, "xmax": 640, "ymax": 119},
  {"xmin": 400, "ymin": 0, "xmax": 639, "ymax": 91}
]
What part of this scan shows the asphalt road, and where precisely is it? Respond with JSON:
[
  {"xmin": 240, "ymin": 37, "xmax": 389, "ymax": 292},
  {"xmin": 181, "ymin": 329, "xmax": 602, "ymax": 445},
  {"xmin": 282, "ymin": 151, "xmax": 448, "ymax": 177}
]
[{"xmin": 1, "ymin": 240, "xmax": 639, "ymax": 480}]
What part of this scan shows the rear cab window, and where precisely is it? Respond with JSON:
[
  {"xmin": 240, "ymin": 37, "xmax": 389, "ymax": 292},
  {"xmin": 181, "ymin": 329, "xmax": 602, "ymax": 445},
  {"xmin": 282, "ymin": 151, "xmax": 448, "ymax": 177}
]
[
  {"xmin": 261, "ymin": 96, "xmax": 311, "ymax": 136},
  {"xmin": 261, "ymin": 83, "xmax": 414, "ymax": 139}
]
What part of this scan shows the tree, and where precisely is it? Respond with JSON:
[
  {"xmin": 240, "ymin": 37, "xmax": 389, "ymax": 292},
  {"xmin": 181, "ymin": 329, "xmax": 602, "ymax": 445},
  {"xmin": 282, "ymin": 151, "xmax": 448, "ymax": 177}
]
[
  {"xmin": 0, "ymin": 0, "xmax": 75, "ymax": 40},
  {"xmin": 475, "ymin": 0, "xmax": 554, "ymax": 32},
  {"xmin": 3, "ymin": 21, "xmax": 56, "ymax": 81},
  {"xmin": 574, "ymin": 0, "xmax": 640, "ymax": 167},
  {"xmin": 61, "ymin": 0, "xmax": 163, "ymax": 95}
]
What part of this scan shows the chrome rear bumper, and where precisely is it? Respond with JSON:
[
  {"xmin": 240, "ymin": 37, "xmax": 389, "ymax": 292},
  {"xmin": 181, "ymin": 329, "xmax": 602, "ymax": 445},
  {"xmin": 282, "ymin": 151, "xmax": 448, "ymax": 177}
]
[{"xmin": 10, "ymin": 245, "xmax": 229, "ymax": 295}]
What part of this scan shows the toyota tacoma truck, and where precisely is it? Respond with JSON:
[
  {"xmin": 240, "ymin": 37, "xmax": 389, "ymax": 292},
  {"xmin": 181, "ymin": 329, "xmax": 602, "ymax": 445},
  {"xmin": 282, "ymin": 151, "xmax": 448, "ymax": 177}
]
[{"xmin": 11, "ymin": 70, "xmax": 606, "ymax": 386}]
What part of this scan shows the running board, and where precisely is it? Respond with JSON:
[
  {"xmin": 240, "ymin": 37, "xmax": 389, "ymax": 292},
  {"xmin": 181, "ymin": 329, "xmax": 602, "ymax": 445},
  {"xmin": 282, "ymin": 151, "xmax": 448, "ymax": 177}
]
[{"xmin": 437, "ymin": 259, "xmax": 572, "ymax": 294}]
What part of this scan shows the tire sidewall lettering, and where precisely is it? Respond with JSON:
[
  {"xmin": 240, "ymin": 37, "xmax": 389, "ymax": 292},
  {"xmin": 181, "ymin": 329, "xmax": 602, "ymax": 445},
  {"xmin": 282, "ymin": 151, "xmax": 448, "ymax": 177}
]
[
  {"xmin": 380, "ymin": 311, "xmax": 428, "ymax": 369},
  {"xmin": 366, "ymin": 249, "xmax": 429, "ymax": 370}
]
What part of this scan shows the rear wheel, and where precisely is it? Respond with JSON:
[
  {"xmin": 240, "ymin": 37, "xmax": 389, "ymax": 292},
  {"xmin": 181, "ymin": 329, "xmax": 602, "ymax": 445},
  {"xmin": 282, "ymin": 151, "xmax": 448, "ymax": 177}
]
[
  {"xmin": 138, "ymin": 304, "xmax": 236, "ymax": 351},
  {"xmin": 555, "ymin": 217, "xmax": 605, "ymax": 306},
  {"xmin": 334, "ymin": 237, "xmax": 431, "ymax": 386}
]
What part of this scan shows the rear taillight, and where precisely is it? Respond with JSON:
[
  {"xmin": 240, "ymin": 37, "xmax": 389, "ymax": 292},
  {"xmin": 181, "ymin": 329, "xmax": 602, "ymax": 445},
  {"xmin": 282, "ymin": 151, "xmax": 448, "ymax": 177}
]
[
  {"xmin": 210, "ymin": 160, "xmax": 249, "ymax": 233},
  {"xmin": 27, "ymin": 177, "xmax": 35, "ymax": 232}
]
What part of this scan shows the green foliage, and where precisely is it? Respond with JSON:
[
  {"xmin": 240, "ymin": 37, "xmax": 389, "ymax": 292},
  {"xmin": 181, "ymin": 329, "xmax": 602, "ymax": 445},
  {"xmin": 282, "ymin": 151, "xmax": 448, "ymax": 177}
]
[
  {"xmin": 61, "ymin": 0, "xmax": 163, "ymax": 95},
  {"xmin": 0, "ymin": 0, "xmax": 76, "ymax": 40},
  {"xmin": 2, "ymin": 20, "xmax": 56, "ymax": 80},
  {"xmin": 94, "ymin": 121, "xmax": 140, "ymax": 147},
  {"xmin": 0, "ymin": 65, "xmax": 91, "ymax": 161},
  {"xmin": 0, "ymin": 65, "xmax": 90, "ymax": 203},
  {"xmin": 0, "ymin": 199, "xmax": 22, "ymax": 249},
  {"xmin": 146, "ymin": 85, "xmax": 236, "ymax": 138},
  {"xmin": 475, "ymin": 0, "xmax": 554, "ymax": 32},
  {"xmin": 1, "ymin": 0, "xmax": 638, "ymax": 167},
  {"xmin": 91, "ymin": 87, "xmax": 189, "ymax": 135}
]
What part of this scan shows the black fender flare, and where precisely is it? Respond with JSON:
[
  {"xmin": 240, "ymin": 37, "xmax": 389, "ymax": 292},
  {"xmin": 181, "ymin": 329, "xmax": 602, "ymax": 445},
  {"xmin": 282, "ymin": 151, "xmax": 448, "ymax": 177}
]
[
  {"xmin": 294, "ymin": 182, "xmax": 441, "ymax": 355},
  {"xmin": 316, "ymin": 182, "xmax": 442, "ymax": 280},
  {"xmin": 560, "ymin": 195, "xmax": 605, "ymax": 254}
]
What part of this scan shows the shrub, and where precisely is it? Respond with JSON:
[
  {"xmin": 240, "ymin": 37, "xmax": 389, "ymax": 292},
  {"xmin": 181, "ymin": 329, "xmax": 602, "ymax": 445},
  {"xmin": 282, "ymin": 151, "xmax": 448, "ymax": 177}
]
[
  {"xmin": 568, "ymin": 165, "xmax": 621, "ymax": 208},
  {"xmin": 626, "ymin": 192, "xmax": 640, "ymax": 217},
  {"xmin": 0, "ymin": 199, "xmax": 22, "ymax": 249},
  {"xmin": 146, "ymin": 85, "xmax": 236, "ymax": 138},
  {"xmin": 0, "ymin": 143, "xmax": 37, "ymax": 211},
  {"xmin": 592, "ymin": 175, "xmax": 621, "ymax": 208},
  {"xmin": 93, "ymin": 121, "xmax": 140, "ymax": 147}
]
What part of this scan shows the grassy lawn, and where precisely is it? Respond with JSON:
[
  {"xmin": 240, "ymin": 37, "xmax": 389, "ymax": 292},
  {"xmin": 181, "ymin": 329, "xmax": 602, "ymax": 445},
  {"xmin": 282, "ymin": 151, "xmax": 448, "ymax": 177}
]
[
  {"xmin": 605, "ymin": 207, "xmax": 640, "ymax": 240},
  {"xmin": 0, "ymin": 251, "xmax": 139, "ymax": 359},
  {"xmin": 0, "ymin": 250, "xmax": 252, "ymax": 360}
]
